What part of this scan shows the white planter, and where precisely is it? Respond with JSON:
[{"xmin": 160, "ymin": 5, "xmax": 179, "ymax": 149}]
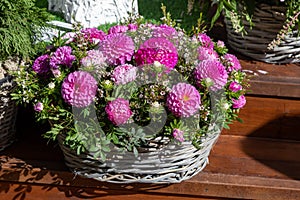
[{"xmin": 48, "ymin": 0, "xmax": 139, "ymax": 28}]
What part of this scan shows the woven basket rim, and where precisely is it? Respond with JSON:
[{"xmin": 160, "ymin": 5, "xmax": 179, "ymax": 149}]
[{"xmin": 57, "ymin": 126, "xmax": 221, "ymax": 183}]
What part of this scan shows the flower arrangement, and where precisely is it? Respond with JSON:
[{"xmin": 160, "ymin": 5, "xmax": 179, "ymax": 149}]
[
  {"xmin": 196, "ymin": 0, "xmax": 299, "ymax": 49},
  {"xmin": 12, "ymin": 20, "xmax": 248, "ymax": 160}
]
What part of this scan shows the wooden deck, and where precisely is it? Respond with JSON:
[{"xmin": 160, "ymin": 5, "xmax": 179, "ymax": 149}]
[{"xmin": 0, "ymin": 59, "xmax": 300, "ymax": 199}]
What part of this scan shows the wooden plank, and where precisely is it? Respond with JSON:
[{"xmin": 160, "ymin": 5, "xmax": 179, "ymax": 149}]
[
  {"xmin": 240, "ymin": 59, "xmax": 300, "ymax": 98},
  {"xmin": 0, "ymin": 182, "xmax": 227, "ymax": 200},
  {"xmin": 1, "ymin": 135, "xmax": 299, "ymax": 199},
  {"xmin": 223, "ymin": 96, "xmax": 300, "ymax": 140}
]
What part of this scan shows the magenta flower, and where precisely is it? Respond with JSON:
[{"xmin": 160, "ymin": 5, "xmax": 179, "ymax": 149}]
[
  {"xmin": 81, "ymin": 50, "xmax": 106, "ymax": 68},
  {"xmin": 198, "ymin": 46, "xmax": 219, "ymax": 61},
  {"xmin": 61, "ymin": 71, "xmax": 98, "ymax": 107},
  {"xmin": 232, "ymin": 95, "xmax": 246, "ymax": 109},
  {"xmin": 81, "ymin": 27, "xmax": 106, "ymax": 44},
  {"xmin": 197, "ymin": 33, "xmax": 214, "ymax": 49},
  {"xmin": 194, "ymin": 59, "xmax": 228, "ymax": 91},
  {"xmin": 229, "ymin": 81, "xmax": 242, "ymax": 92},
  {"xmin": 223, "ymin": 53, "xmax": 242, "ymax": 72},
  {"xmin": 173, "ymin": 128, "xmax": 185, "ymax": 142},
  {"xmin": 32, "ymin": 54, "xmax": 50, "ymax": 75},
  {"xmin": 166, "ymin": 83, "xmax": 201, "ymax": 117},
  {"xmin": 140, "ymin": 37, "xmax": 177, "ymax": 54},
  {"xmin": 98, "ymin": 33, "xmax": 135, "ymax": 65},
  {"xmin": 34, "ymin": 102, "xmax": 43, "ymax": 112},
  {"xmin": 111, "ymin": 64, "xmax": 137, "ymax": 85},
  {"xmin": 108, "ymin": 25, "xmax": 128, "ymax": 34},
  {"xmin": 135, "ymin": 48, "xmax": 178, "ymax": 72},
  {"xmin": 127, "ymin": 24, "xmax": 138, "ymax": 31},
  {"xmin": 105, "ymin": 98, "xmax": 132, "ymax": 126},
  {"xmin": 135, "ymin": 37, "xmax": 178, "ymax": 71},
  {"xmin": 50, "ymin": 46, "xmax": 76, "ymax": 69}
]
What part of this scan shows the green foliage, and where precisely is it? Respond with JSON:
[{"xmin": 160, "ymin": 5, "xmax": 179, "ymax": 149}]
[
  {"xmin": 0, "ymin": 0, "xmax": 50, "ymax": 61},
  {"xmin": 197, "ymin": 0, "xmax": 300, "ymax": 39},
  {"xmin": 138, "ymin": 0, "xmax": 203, "ymax": 31}
]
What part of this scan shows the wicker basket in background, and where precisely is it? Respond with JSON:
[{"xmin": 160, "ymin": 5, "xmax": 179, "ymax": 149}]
[
  {"xmin": 0, "ymin": 76, "xmax": 17, "ymax": 151},
  {"xmin": 225, "ymin": 4, "xmax": 300, "ymax": 64},
  {"xmin": 57, "ymin": 126, "xmax": 221, "ymax": 184}
]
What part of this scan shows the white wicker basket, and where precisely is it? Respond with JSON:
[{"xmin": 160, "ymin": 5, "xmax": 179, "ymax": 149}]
[
  {"xmin": 225, "ymin": 4, "xmax": 300, "ymax": 64},
  {"xmin": 0, "ymin": 76, "xmax": 17, "ymax": 151},
  {"xmin": 57, "ymin": 126, "xmax": 221, "ymax": 184}
]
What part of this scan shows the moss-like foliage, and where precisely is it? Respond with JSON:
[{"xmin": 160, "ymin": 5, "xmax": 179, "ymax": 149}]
[{"xmin": 0, "ymin": 0, "xmax": 50, "ymax": 61}]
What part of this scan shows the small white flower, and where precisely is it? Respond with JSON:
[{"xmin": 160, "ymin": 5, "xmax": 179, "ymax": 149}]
[
  {"xmin": 48, "ymin": 82, "xmax": 55, "ymax": 89},
  {"xmin": 152, "ymin": 101, "xmax": 160, "ymax": 108},
  {"xmin": 223, "ymin": 102, "xmax": 230, "ymax": 110},
  {"xmin": 153, "ymin": 61, "xmax": 162, "ymax": 67}
]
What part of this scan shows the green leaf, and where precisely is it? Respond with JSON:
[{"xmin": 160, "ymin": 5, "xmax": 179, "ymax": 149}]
[{"xmin": 210, "ymin": 1, "xmax": 223, "ymax": 30}]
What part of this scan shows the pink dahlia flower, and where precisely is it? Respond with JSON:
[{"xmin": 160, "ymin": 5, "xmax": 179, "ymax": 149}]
[
  {"xmin": 223, "ymin": 53, "xmax": 242, "ymax": 72},
  {"xmin": 81, "ymin": 50, "xmax": 106, "ymax": 68},
  {"xmin": 108, "ymin": 25, "xmax": 128, "ymax": 34},
  {"xmin": 50, "ymin": 46, "xmax": 76, "ymax": 69},
  {"xmin": 135, "ymin": 48, "xmax": 178, "ymax": 72},
  {"xmin": 32, "ymin": 54, "xmax": 50, "ymax": 75},
  {"xmin": 173, "ymin": 128, "xmax": 185, "ymax": 142},
  {"xmin": 194, "ymin": 59, "xmax": 228, "ymax": 91},
  {"xmin": 61, "ymin": 71, "xmax": 98, "ymax": 107},
  {"xmin": 140, "ymin": 37, "xmax": 177, "ymax": 54},
  {"xmin": 166, "ymin": 83, "xmax": 201, "ymax": 117},
  {"xmin": 229, "ymin": 81, "xmax": 242, "ymax": 92},
  {"xmin": 198, "ymin": 46, "xmax": 219, "ymax": 61},
  {"xmin": 98, "ymin": 33, "xmax": 135, "ymax": 65},
  {"xmin": 197, "ymin": 33, "xmax": 214, "ymax": 49},
  {"xmin": 135, "ymin": 37, "xmax": 178, "ymax": 71},
  {"xmin": 105, "ymin": 98, "xmax": 132, "ymax": 126},
  {"xmin": 232, "ymin": 95, "xmax": 246, "ymax": 109},
  {"xmin": 81, "ymin": 27, "xmax": 106, "ymax": 44},
  {"xmin": 111, "ymin": 64, "xmax": 137, "ymax": 85}
]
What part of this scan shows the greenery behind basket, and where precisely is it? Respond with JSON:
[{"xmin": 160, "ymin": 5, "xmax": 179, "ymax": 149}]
[{"xmin": 0, "ymin": 0, "xmax": 50, "ymax": 61}]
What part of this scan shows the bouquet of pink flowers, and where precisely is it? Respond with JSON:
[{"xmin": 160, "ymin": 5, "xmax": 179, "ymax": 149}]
[{"xmin": 13, "ymin": 22, "xmax": 248, "ymax": 160}]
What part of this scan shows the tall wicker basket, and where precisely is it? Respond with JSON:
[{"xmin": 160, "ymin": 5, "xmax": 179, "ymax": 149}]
[
  {"xmin": 0, "ymin": 76, "xmax": 17, "ymax": 151},
  {"xmin": 57, "ymin": 126, "xmax": 221, "ymax": 184},
  {"xmin": 225, "ymin": 4, "xmax": 300, "ymax": 64}
]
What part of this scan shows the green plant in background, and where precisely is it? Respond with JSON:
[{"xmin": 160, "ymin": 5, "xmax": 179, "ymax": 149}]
[
  {"xmin": 138, "ymin": 0, "xmax": 203, "ymax": 32},
  {"xmin": 0, "ymin": 0, "xmax": 51, "ymax": 61},
  {"xmin": 192, "ymin": 0, "xmax": 300, "ymax": 48}
]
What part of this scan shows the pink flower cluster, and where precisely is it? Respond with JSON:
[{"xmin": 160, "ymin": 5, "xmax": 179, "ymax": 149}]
[
  {"xmin": 194, "ymin": 59, "xmax": 228, "ymax": 91},
  {"xmin": 98, "ymin": 33, "xmax": 135, "ymax": 65},
  {"xmin": 232, "ymin": 95, "xmax": 246, "ymax": 109},
  {"xmin": 173, "ymin": 128, "xmax": 185, "ymax": 142},
  {"xmin": 81, "ymin": 28, "xmax": 106, "ymax": 44},
  {"xmin": 32, "ymin": 54, "xmax": 50, "ymax": 75},
  {"xmin": 223, "ymin": 53, "xmax": 241, "ymax": 72},
  {"xmin": 134, "ymin": 37, "xmax": 178, "ymax": 71},
  {"xmin": 111, "ymin": 64, "xmax": 137, "ymax": 85},
  {"xmin": 105, "ymin": 98, "xmax": 132, "ymax": 125},
  {"xmin": 32, "ymin": 46, "xmax": 76, "ymax": 75},
  {"xmin": 166, "ymin": 83, "xmax": 201, "ymax": 117},
  {"xmin": 50, "ymin": 46, "xmax": 76, "ymax": 69},
  {"xmin": 81, "ymin": 49, "xmax": 106, "ymax": 68},
  {"xmin": 61, "ymin": 71, "xmax": 98, "ymax": 107}
]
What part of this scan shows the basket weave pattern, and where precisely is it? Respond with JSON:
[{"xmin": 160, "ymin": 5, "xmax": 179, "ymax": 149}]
[
  {"xmin": 58, "ymin": 127, "xmax": 221, "ymax": 183},
  {"xmin": 225, "ymin": 4, "xmax": 300, "ymax": 64},
  {"xmin": 0, "ymin": 76, "xmax": 17, "ymax": 151}
]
